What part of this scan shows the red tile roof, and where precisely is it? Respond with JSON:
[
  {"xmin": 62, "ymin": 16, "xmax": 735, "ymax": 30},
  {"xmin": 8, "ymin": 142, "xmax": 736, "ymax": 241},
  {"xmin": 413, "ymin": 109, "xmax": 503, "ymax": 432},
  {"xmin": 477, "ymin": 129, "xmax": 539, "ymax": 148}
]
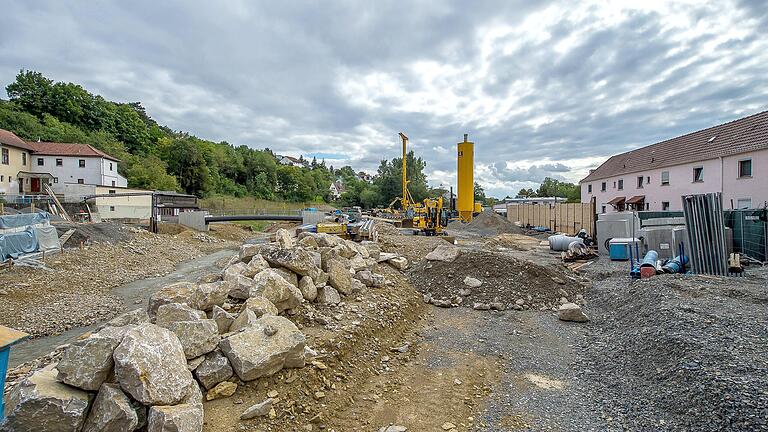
[
  {"xmin": 0, "ymin": 128, "xmax": 35, "ymax": 151},
  {"xmin": 24, "ymin": 141, "xmax": 120, "ymax": 161},
  {"xmin": 581, "ymin": 110, "xmax": 768, "ymax": 183}
]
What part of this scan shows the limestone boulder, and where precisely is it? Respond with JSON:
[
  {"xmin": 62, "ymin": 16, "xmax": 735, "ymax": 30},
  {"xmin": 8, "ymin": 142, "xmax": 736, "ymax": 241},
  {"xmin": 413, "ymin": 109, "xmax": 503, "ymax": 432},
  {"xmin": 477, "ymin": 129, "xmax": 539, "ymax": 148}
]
[
  {"xmin": 219, "ymin": 315, "xmax": 306, "ymax": 381},
  {"xmin": 189, "ymin": 281, "xmax": 228, "ymax": 311},
  {"xmin": 242, "ymin": 255, "xmax": 270, "ymax": 278},
  {"xmin": 206, "ymin": 381, "xmax": 237, "ymax": 401},
  {"xmin": 299, "ymin": 276, "xmax": 317, "ymax": 302},
  {"xmin": 248, "ymin": 269, "xmax": 303, "ymax": 312},
  {"xmin": 388, "ymin": 256, "xmax": 408, "ymax": 270},
  {"xmin": 425, "ymin": 244, "xmax": 461, "ymax": 262},
  {"xmin": 2, "ymin": 368, "xmax": 91, "ymax": 432},
  {"xmin": 148, "ymin": 282, "xmax": 195, "ymax": 317},
  {"xmin": 274, "ymin": 228, "xmax": 295, "ymax": 248},
  {"xmin": 354, "ymin": 270, "xmax": 374, "ymax": 287},
  {"xmin": 244, "ymin": 296, "xmax": 279, "ymax": 317},
  {"xmin": 239, "ymin": 243, "xmax": 263, "ymax": 262},
  {"xmin": 169, "ymin": 319, "xmax": 220, "ymax": 359},
  {"xmin": 350, "ymin": 254, "xmax": 369, "ymax": 272},
  {"xmin": 314, "ymin": 271, "xmax": 329, "ymax": 287},
  {"xmin": 155, "ymin": 303, "xmax": 206, "ymax": 329},
  {"xmin": 99, "ymin": 308, "xmax": 149, "ymax": 330},
  {"xmin": 56, "ymin": 331, "xmax": 122, "ymax": 391},
  {"xmin": 298, "ymin": 235, "xmax": 318, "ymax": 249},
  {"xmin": 229, "ymin": 274, "xmax": 256, "ymax": 300},
  {"xmin": 196, "ymin": 272, "xmax": 221, "ymax": 283},
  {"xmin": 210, "ymin": 305, "xmax": 235, "ymax": 334},
  {"xmin": 194, "ymin": 350, "xmax": 233, "ymax": 390},
  {"xmin": 222, "ymin": 262, "xmax": 246, "ymax": 285},
  {"xmin": 82, "ymin": 383, "xmax": 138, "ymax": 432},
  {"xmin": 113, "ymin": 323, "xmax": 196, "ymax": 406},
  {"xmin": 332, "ymin": 242, "xmax": 358, "ymax": 259},
  {"xmin": 260, "ymin": 246, "xmax": 321, "ymax": 279},
  {"xmin": 558, "ymin": 303, "xmax": 590, "ymax": 322},
  {"xmin": 326, "ymin": 256, "xmax": 352, "ymax": 295},
  {"xmin": 147, "ymin": 404, "xmax": 203, "ymax": 432},
  {"xmin": 274, "ymin": 267, "xmax": 299, "ymax": 287},
  {"xmin": 351, "ymin": 278, "xmax": 365, "ymax": 293},
  {"xmin": 315, "ymin": 286, "xmax": 341, "ymax": 305},
  {"xmin": 314, "ymin": 233, "xmax": 342, "ymax": 248},
  {"xmin": 361, "ymin": 241, "xmax": 381, "ymax": 260},
  {"xmin": 228, "ymin": 309, "xmax": 259, "ymax": 333}
]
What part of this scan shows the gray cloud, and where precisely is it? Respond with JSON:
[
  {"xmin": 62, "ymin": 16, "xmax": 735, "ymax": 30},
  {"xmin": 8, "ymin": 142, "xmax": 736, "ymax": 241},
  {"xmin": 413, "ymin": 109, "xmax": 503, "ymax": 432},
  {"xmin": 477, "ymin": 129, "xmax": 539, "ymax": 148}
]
[{"xmin": 1, "ymin": 1, "xmax": 766, "ymax": 198}]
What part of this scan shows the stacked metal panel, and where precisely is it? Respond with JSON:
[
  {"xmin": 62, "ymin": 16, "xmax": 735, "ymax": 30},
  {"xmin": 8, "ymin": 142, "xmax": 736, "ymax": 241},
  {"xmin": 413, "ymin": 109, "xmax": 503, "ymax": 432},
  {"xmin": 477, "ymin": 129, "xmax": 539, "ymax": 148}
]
[{"xmin": 681, "ymin": 193, "xmax": 728, "ymax": 275}]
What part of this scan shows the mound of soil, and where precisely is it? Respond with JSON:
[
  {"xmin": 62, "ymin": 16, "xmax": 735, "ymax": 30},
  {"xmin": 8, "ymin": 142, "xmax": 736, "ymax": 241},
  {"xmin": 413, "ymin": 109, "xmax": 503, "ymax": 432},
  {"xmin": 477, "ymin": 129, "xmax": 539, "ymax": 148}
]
[
  {"xmin": 407, "ymin": 249, "xmax": 586, "ymax": 310},
  {"xmin": 449, "ymin": 209, "xmax": 523, "ymax": 236},
  {"xmin": 54, "ymin": 221, "xmax": 132, "ymax": 246}
]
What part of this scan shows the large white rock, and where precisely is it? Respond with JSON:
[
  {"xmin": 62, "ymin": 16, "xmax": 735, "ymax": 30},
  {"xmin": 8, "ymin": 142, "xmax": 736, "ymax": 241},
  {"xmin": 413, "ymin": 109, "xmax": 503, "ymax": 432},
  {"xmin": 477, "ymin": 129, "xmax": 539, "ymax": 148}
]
[
  {"xmin": 558, "ymin": 303, "xmax": 590, "ymax": 322},
  {"xmin": 274, "ymin": 228, "xmax": 295, "ymax": 248},
  {"xmin": 56, "ymin": 331, "xmax": 122, "ymax": 391},
  {"xmin": 194, "ymin": 350, "xmax": 233, "ymax": 390},
  {"xmin": 113, "ymin": 323, "xmax": 196, "ymax": 406},
  {"xmin": 243, "ymin": 296, "xmax": 279, "ymax": 317},
  {"xmin": 100, "ymin": 308, "xmax": 149, "ymax": 330},
  {"xmin": 147, "ymin": 404, "xmax": 203, "ymax": 432},
  {"xmin": 273, "ymin": 267, "xmax": 299, "ymax": 287},
  {"xmin": 425, "ymin": 244, "xmax": 461, "ymax": 262},
  {"xmin": 222, "ymin": 262, "xmax": 247, "ymax": 285},
  {"xmin": 260, "ymin": 246, "xmax": 321, "ymax": 279},
  {"xmin": 242, "ymin": 255, "xmax": 270, "ymax": 278},
  {"xmin": 148, "ymin": 282, "xmax": 195, "ymax": 317},
  {"xmin": 314, "ymin": 233, "xmax": 342, "ymax": 248},
  {"xmin": 168, "ymin": 320, "xmax": 220, "ymax": 359},
  {"xmin": 238, "ymin": 243, "xmax": 263, "ymax": 262},
  {"xmin": 299, "ymin": 276, "xmax": 317, "ymax": 301},
  {"xmin": 326, "ymin": 256, "xmax": 352, "ymax": 295},
  {"xmin": 82, "ymin": 383, "xmax": 138, "ymax": 432},
  {"xmin": 361, "ymin": 241, "xmax": 381, "ymax": 260},
  {"xmin": 228, "ymin": 309, "xmax": 259, "ymax": 333},
  {"xmin": 2, "ymin": 368, "xmax": 91, "ymax": 432},
  {"xmin": 229, "ymin": 274, "xmax": 257, "ymax": 300},
  {"xmin": 155, "ymin": 303, "xmax": 206, "ymax": 329},
  {"xmin": 219, "ymin": 315, "xmax": 306, "ymax": 381},
  {"xmin": 388, "ymin": 256, "xmax": 408, "ymax": 270},
  {"xmin": 246, "ymin": 269, "xmax": 303, "ymax": 312},
  {"xmin": 315, "ymin": 286, "xmax": 341, "ymax": 305},
  {"xmin": 210, "ymin": 305, "xmax": 235, "ymax": 334},
  {"xmin": 189, "ymin": 281, "xmax": 228, "ymax": 311}
]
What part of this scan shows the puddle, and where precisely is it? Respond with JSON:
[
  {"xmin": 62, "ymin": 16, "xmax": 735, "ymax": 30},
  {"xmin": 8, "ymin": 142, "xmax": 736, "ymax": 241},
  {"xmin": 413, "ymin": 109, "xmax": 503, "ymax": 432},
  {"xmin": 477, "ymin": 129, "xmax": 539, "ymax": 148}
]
[{"xmin": 8, "ymin": 248, "xmax": 235, "ymax": 367}]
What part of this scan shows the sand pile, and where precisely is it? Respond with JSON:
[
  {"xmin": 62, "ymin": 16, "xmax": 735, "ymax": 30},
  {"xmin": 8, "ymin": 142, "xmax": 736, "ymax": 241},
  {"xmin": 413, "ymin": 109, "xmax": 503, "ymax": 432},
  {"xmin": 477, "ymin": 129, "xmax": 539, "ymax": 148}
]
[{"xmin": 448, "ymin": 210, "xmax": 523, "ymax": 236}]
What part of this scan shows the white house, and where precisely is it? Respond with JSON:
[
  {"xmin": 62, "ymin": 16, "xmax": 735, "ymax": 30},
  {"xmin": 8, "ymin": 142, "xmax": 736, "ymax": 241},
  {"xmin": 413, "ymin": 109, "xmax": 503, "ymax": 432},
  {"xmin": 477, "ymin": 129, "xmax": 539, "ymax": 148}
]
[
  {"xmin": 329, "ymin": 180, "xmax": 345, "ymax": 199},
  {"xmin": 581, "ymin": 111, "xmax": 768, "ymax": 213},
  {"xmin": 26, "ymin": 141, "xmax": 127, "ymax": 194},
  {"xmin": 277, "ymin": 155, "xmax": 307, "ymax": 168}
]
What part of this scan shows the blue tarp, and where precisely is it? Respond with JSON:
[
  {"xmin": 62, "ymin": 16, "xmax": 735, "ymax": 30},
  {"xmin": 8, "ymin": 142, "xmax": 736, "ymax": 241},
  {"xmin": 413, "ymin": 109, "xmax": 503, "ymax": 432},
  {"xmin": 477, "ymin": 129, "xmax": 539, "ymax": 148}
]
[
  {"xmin": 0, "ymin": 228, "xmax": 38, "ymax": 260},
  {"xmin": 0, "ymin": 212, "xmax": 50, "ymax": 230}
]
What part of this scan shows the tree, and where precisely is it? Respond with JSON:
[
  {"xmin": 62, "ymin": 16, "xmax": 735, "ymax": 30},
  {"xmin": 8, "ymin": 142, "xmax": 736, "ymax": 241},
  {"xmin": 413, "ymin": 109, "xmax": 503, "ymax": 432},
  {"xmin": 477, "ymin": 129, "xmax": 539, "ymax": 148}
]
[
  {"xmin": 5, "ymin": 70, "xmax": 54, "ymax": 119},
  {"xmin": 474, "ymin": 182, "xmax": 486, "ymax": 203},
  {"xmin": 166, "ymin": 138, "xmax": 211, "ymax": 196},
  {"xmin": 374, "ymin": 150, "xmax": 429, "ymax": 208},
  {"xmin": 126, "ymin": 155, "xmax": 179, "ymax": 191},
  {"xmin": 535, "ymin": 177, "xmax": 580, "ymax": 202}
]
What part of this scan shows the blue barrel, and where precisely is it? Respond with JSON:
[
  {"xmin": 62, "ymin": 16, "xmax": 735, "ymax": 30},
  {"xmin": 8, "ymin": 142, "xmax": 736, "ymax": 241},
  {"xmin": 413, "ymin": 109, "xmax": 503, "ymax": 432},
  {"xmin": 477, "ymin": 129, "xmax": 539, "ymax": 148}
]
[
  {"xmin": 640, "ymin": 250, "xmax": 658, "ymax": 267},
  {"xmin": 662, "ymin": 255, "xmax": 689, "ymax": 273}
]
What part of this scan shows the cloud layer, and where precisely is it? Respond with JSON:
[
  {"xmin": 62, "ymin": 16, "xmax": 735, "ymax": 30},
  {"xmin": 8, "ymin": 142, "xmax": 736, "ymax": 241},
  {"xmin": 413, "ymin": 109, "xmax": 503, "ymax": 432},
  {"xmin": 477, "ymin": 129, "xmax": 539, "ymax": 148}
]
[{"xmin": 1, "ymin": 1, "xmax": 766, "ymax": 197}]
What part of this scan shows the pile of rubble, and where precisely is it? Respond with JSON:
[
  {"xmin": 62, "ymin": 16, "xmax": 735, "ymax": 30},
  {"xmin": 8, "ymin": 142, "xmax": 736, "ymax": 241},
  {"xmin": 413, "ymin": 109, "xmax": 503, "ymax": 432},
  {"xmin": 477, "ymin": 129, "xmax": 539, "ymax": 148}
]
[{"xmin": 1, "ymin": 229, "xmax": 389, "ymax": 431}]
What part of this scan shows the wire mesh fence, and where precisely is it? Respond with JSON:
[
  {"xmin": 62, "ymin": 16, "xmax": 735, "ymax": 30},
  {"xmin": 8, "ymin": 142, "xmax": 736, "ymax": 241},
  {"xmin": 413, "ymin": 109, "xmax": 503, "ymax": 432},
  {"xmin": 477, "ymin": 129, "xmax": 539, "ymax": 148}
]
[{"xmin": 724, "ymin": 209, "xmax": 768, "ymax": 262}]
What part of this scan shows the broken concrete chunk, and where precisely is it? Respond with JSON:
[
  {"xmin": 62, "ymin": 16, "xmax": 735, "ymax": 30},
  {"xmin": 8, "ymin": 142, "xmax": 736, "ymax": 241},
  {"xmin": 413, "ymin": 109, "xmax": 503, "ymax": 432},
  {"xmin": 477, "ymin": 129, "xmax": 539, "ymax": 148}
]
[
  {"xmin": 315, "ymin": 285, "xmax": 341, "ymax": 305},
  {"xmin": 194, "ymin": 350, "xmax": 233, "ymax": 390},
  {"xmin": 2, "ymin": 368, "xmax": 92, "ymax": 432},
  {"xmin": 169, "ymin": 319, "xmax": 220, "ymax": 359},
  {"xmin": 155, "ymin": 303, "xmax": 206, "ymax": 329},
  {"xmin": 147, "ymin": 403, "xmax": 203, "ymax": 432},
  {"xmin": 558, "ymin": 303, "xmax": 589, "ymax": 322},
  {"xmin": 148, "ymin": 282, "xmax": 195, "ymax": 317},
  {"xmin": 299, "ymin": 276, "xmax": 318, "ymax": 302},
  {"xmin": 113, "ymin": 323, "xmax": 196, "ymax": 406},
  {"xmin": 463, "ymin": 276, "xmax": 483, "ymax": 288},
  {"xmin": 56, "ymin": 332, "xmax": 122, "ymax": 391},
  {"xmin": 82, "ymin": 383, "xmax": 139, "ymax": 432},
  {"xmin": 189, "ymin": 281, "xmax": 228, "ymax": 311},
  {"xmin": 220, "ymin": 315, "xmax": 306, "ymax": 381},
  {"xmin": 240, "ymin": 398, "xmax": 274, "ymax": 420},
  {"xmin": 425, "ymin": 244, "xmax": 461, "ymax": 262},
  {"xmin": 211, "ymin": 305, "xmax": 236, "ymax": 334}
]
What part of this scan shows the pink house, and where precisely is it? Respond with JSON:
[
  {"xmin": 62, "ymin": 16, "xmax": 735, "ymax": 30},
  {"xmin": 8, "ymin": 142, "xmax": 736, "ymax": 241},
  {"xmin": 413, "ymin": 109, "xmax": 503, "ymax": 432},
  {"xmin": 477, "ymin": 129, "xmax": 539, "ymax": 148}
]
[{"xmin": 581, "ymin": 111, "xmax": 768, "ymax": 213}]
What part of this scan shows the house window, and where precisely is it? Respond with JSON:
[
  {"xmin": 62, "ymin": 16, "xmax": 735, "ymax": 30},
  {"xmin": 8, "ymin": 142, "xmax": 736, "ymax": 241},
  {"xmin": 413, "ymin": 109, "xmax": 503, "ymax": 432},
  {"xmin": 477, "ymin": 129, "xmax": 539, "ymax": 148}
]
[
  {"xmin": 736, "ymin": 198, "xmax": 752, "ymax": 209},
  {"xmin": 693, "ymin": 166, "xmax": 704, "ymax": 182},
  {"xmin": 637, "ymin": 176, "xmax": 644, "ymax": 188},
  {"xmin": 109, "ymin": 206, "xmax": 115, "ymax": 212},
  {"xmin": 1, "ymin": 148, "xmax": 8, "ymax": 165},
  {"xmin": 618, "ymin": 179, "xmax": 624, "ymax": 190},
  {"xmin": 601, "ymin": 182, "xmax": 606, "ymax": 192},
  {"xmin": 56, "ymin": 158, "xmax": 63, "ymax": 166},
  {"xmin": 53, "ymin": 177, "xmax": 58, "ymax": 184},
  {"xmin": 645, "ymin": 203, "xmax": 650, "ymax": 210},
  {"xmin": 661, "ymin": 171, "xmax": 670, "ymax": 185},
  {"xmin": 22, "ymin": 153, "xmax": 27, "ymax": 165},
  {"xmin": 109, "ymin": 162, "xmax": 113, "ymax": 171},
  {"xmin": 108, "ymin": 189, "xmax": 116, "ymax": 194},
  {"xmin": 79, "ymin": 159, "xmax": 86, "ymax": 168},
  {"xmin": 37, "ymin": 157, "xmax": 44, "ymax": 166},
  {"xmin": 738, "ymin": 159, "xmax": 752, "ymax": 178},
  {"xmin": 588, "ymin": 184, "xmax": 592, "ymax": 193},
  {"xmin": 662, "ymin": 201, "xmax": 670, "ymax": 211},
  {"xmin": 77, "ymin": 179, "xmax": 85, "ymax": 184},
  {"xmin": 0, "ymin": 175, "xmax": 3, "ymax": 181},
  {"xmin": 111, "ymin": 180, "xmax": 116, "ymax": 187},
  {"xmin": 601, "ymin": 205, "xmax": 606, "ymax": 213}
]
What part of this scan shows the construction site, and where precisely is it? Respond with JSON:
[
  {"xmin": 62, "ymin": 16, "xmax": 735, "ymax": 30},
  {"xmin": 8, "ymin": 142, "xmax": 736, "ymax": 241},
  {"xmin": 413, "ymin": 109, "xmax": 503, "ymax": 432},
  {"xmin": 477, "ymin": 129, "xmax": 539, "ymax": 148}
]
[{"xmin": 0, "ymin": 129, "xmax": 766, "ymax": 432}]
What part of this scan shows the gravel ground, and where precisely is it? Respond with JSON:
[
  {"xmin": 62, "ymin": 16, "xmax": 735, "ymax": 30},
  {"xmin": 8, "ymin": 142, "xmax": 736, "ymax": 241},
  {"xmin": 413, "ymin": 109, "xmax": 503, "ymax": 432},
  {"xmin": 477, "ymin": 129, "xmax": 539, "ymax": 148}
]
[{"xmin": 575, "ymin": 262, "xmax": 768, "ymax": 431}]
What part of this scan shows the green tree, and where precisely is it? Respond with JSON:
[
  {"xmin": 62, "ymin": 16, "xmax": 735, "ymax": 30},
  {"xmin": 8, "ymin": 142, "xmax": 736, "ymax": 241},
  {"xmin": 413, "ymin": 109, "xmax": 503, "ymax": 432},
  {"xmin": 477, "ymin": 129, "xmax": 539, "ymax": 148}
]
[
  {"xmin": 126, "ymin": 155, "xmax": 180, "ymax": 191},
  {"xmin": 5, "ymin": 70, "xmax": 54, "ymax": 118},
  {"xmin": 166, "ymin": 138, "xmax": 211, "ymax": 196}
]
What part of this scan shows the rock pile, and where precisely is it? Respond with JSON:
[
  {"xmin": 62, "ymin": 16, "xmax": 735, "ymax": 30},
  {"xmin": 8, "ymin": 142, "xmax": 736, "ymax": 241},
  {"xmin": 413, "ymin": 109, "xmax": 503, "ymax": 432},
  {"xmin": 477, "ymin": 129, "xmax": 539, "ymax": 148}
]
[{"xmin": 2, "ymin": 229, "xmax": 389, "ymax": 431}]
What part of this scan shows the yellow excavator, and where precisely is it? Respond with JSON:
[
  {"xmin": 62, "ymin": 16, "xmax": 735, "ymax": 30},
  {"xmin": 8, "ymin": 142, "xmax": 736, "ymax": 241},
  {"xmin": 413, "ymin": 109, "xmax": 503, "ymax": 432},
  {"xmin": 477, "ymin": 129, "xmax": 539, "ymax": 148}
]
[{"xmin": 388, "ymin": 132, "xmax": 447, "ymax": 236}]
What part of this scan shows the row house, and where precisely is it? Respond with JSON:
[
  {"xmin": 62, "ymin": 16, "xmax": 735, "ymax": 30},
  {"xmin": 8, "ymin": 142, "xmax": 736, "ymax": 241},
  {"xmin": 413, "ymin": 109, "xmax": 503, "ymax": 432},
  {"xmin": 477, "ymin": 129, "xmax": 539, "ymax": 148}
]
[{"xmin": 581, "ymin": 111, "xmax": 768, "ymax": 213}]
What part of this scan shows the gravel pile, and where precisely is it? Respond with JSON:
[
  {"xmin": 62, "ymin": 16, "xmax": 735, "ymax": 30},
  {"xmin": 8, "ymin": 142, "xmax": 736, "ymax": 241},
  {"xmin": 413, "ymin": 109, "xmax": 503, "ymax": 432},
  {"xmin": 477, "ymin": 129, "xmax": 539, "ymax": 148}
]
[
  {"xmin": 448, "ymin": 209, "xmax": 523, "ymax": 236},
  {"xmin": 408, "ymin": 249, "xmax": 587, "ymax": 310},
  {"xmin": 576, "ymin": 269, "xmax": 768, "ymax": 431}
]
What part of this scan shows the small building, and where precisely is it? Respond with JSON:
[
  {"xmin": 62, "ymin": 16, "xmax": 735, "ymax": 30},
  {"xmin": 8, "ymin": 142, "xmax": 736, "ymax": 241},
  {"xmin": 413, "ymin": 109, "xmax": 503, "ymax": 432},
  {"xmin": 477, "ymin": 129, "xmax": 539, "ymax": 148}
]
[
  {"xmin": 581, "ymin": 111, "xmax": 768, "ymax": 213},
  {"xmin": 357, "ymin": 171, "xmax": 374, "ymax": 183},
  {"xmin": 329, "ymin": 180, "xmax": 346, "ymax": 199},
  {"xmin": 277, "ymin": 155, "xmax": 307, "ymax": 168},
  {"xmin": 0, "ymin": 129, "xmax": 34, "ymax": 195},
  {"xmin": 25, "ymin": 141, "xmax": 127, "ymax": 192}
]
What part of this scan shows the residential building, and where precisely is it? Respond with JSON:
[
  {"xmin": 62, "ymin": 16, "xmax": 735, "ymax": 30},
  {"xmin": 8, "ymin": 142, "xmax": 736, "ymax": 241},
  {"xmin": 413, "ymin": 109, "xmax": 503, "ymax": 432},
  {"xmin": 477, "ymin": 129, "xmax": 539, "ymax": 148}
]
[
  {"xmin": 277, "ymin": 155, "xmax": 307, "ymax": 168},
  {"xmin": 329, "ymin": 180, "xmax": 346, "ymax": 199},
  {"xmin": 581, "ymin": 111, "xmax": 768, "ymax": 213},
  {"xmin": 25, "ymin": 141, "xmax": 127, "ymax": 193},
  {"xmin": 0, "ymin": 129, "xmax": 36, "ymax": 194},
  {"xmin": 357, "ymin": 171, "xmax": 374, "ymax": 183}
]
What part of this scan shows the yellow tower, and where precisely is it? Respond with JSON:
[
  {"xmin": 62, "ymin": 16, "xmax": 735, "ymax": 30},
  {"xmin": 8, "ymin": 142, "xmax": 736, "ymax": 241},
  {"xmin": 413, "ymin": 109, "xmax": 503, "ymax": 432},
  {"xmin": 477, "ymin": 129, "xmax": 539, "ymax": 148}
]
[{"xmin": 457, "ymin": 133, "xmax": 474, "ymax": 222}]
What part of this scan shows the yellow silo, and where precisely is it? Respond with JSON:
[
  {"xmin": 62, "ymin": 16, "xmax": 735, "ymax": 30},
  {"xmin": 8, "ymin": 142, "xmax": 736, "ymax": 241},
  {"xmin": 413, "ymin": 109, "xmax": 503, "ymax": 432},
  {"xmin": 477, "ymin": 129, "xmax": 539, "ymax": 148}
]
[{"xmin": 457, "ymin": 133, "xmax": 474, "ymax": 222}]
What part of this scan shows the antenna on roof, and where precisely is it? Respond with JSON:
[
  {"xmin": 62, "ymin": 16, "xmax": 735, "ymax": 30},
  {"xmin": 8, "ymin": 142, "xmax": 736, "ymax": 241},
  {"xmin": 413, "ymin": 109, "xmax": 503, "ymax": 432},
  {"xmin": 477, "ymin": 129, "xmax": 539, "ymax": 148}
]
[{"xmin": 708, "ymin": 135, "xmax": 717, "ymax": 143}]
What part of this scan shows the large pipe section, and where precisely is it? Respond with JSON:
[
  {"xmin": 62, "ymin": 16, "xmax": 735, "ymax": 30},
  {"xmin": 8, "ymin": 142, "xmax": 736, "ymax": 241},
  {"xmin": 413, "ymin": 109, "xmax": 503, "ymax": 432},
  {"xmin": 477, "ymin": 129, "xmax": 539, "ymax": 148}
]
[{"xmin": 457, "ymin": 133, "xmax": 474, "ymax": 222}]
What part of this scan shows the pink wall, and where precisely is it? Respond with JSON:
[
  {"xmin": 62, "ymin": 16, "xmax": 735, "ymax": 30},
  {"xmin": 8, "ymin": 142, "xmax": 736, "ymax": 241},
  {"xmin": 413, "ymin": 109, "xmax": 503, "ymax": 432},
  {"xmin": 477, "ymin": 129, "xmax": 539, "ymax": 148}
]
[{"xmin": 581, "ymin": 148, "xmax": 768, "ymax": 212}]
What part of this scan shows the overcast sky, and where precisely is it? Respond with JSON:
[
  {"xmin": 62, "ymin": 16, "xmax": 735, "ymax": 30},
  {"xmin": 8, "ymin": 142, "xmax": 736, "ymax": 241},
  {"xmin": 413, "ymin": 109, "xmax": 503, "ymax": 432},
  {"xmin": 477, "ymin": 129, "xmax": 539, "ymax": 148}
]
[{"xmin": 1, "ymin": 1, "xmax": 766, "ymax": 197}]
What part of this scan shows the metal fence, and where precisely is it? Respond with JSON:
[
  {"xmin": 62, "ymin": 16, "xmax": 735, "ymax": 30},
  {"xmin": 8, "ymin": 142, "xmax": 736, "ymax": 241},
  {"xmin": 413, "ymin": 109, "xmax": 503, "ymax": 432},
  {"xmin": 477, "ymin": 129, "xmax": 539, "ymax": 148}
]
[
  {"xmin": 724, "ymin": 209, "xmax": 768, "ymax": 262},
  {"xmin": 682, "ymin": 193, "xmax": 729, "ymax": 276}
]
